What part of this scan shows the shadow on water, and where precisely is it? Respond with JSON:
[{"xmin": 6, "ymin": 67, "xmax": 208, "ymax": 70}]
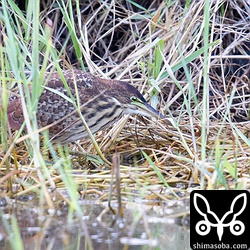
[{"xmin": 0, "ymin": 196, "xmax": 190, "ymax": 250}]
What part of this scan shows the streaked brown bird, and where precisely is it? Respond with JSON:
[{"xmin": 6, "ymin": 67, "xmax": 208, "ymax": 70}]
[{"xmin": 7, "ymin": 69, "xmax": 165, "ymax": 144}]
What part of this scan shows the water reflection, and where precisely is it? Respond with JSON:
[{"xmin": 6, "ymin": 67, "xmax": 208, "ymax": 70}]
[{"xmin": 0, "ymin": 199, "xmax": 190, "ymax": 249}]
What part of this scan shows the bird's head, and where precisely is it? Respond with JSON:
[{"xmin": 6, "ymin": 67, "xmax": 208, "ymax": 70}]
[{"xmin": 109, "ymin": 80, "xmax": 165, "ymax": 119}]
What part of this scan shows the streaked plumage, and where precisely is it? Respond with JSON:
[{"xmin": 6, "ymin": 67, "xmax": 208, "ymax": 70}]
[{"xmin": 7, "ymin": 70, "xmax": 165, "ymax": 144}]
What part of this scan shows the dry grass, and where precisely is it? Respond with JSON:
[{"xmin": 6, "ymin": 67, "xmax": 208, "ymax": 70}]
[{"xmin": 0, "ymin": 0, "xmax": 250, "ymax": 208}]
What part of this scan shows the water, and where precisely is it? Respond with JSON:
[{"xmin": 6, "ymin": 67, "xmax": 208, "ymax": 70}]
[{"xmin": 0, "ymin": 197, "xmax": 190, "ymax": 249}]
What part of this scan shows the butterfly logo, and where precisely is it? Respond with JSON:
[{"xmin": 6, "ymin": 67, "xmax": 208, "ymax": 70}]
[{"xmin": 193, "ymin": 193, "xmax": 247, "ymax": 241}]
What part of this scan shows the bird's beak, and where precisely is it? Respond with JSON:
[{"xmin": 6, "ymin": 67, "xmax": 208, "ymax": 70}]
[
  {"xmin": 143, "ymin": 101, "xmax": 165, "ymax": 119},
  {"xmin": 131, "ymin": 99, "xmax": 165, "ymax": 119}
]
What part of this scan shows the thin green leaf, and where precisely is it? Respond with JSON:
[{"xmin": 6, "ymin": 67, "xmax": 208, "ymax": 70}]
[{"xmin": 142, "ymin": 151, "xmax": 179, "ymax": 199}]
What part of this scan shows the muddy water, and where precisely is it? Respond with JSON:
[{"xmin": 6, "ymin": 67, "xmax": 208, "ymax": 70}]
[{"xmin": 0, "ymin": 198, "xmax": 190, "ymax": 249}]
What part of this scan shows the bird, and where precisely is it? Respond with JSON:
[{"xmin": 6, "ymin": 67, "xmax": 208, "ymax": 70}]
[{"xmin": 6, "ymin": 69, "xmax": 165, "ymax": 144}]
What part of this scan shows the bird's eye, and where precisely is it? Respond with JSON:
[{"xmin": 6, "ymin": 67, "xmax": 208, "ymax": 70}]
[{"xmin": 130, "ymin": 96, "xmax": 137, "ymax": 102}]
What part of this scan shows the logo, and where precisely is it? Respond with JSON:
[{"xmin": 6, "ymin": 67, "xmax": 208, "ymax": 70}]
[{"xmin": 190, "ymin": 190, "xmax": 250, "ymax": 250}]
